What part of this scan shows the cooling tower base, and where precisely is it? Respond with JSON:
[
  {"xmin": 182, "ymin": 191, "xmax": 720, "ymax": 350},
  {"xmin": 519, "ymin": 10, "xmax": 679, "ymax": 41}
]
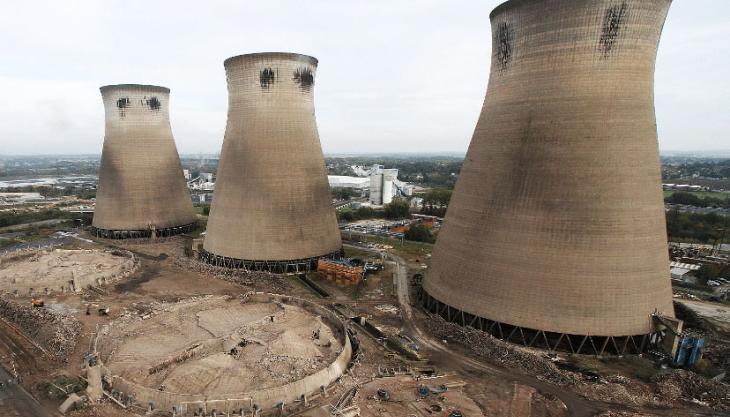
[
  {"xmin": 420, "ymin": 290, "xmax": 653, "ymax": 356},
  {"xmin": 199, "ymin": 248, "xmax": 343, "ymax": 274},
  {"xmin": 90, "ymin": 222, "xmax": 197, "ymax": 240}
]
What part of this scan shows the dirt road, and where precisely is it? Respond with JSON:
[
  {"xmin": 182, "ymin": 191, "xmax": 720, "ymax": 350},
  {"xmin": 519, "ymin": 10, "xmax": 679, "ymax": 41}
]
[
  {"xmin": 0, "ymin": 367, "xmax": 54, "ymax": 417},
  {"xmin": 382, "ymin": 250, "xmax": 601, "ymax": 417},
  {"xmin": 0, "ymin": 319, "xmax": 57, "ymax": 417}
]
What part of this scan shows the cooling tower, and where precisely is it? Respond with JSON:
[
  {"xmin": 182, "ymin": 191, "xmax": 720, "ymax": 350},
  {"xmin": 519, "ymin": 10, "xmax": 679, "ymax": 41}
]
[
  {"xmin": 422, "ymin": 0, "xmax": 674, "ymax": 354},
  {"xmin": 92, "ymin": 84, "xmax": 196, "ymax": 239},
  {"xmin": 202, "ymin": 53, "xmax": 342, "ymax": 272}
]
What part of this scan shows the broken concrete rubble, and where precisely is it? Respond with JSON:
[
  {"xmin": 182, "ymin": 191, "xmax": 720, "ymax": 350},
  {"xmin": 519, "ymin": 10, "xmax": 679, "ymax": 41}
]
[
  {"xmin": 423, "ymin": 313, "xmax": 730, "ymax": 411},
  {"xmin": 0, "ymin": 298, "xmax": 80, "ymax": 359}
]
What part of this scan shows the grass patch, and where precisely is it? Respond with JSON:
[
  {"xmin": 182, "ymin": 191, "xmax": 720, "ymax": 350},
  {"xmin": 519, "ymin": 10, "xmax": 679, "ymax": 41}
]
[
  {"xmin": 193, "ymin": 204, "xmax": 211, "ymax": 216},
  {"xmin": 0, "ymin": 238, "xmax": 20, "ymax": 249},
  {"xmin": 343, "ymin": 246, "xmax": 377, "ymax": 259}
]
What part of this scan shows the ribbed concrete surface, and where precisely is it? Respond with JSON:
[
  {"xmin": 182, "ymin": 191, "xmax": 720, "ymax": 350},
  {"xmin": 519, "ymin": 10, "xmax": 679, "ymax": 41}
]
[
  {"xmin": 93, "ymin": 84, "xmax": 195, "ymax": 232},
  {"xmin": 204, "ymin": 53, "xmax": 341, "ymax": 262},
  {"xmin": 424, "ymin": 0, "xmax": 674, "ymax": 337}
]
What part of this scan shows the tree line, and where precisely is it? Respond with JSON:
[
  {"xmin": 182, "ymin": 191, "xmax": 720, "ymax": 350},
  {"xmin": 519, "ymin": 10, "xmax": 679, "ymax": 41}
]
[
  {"xmin": 665, "ymin": 191, "xmax": 730, "ymax": 209},
  {"xmin": 0, "ymin": 209, "xmax": 76, "ymax": 229},
  {"xmin": 666, "ymin": 209, "xmax": 728, "ymax": 244}
]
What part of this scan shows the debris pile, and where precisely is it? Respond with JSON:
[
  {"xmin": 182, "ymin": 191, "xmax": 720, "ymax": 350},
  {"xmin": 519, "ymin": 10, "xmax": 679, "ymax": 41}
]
[
  {"xmin": 423, "ymin": 313, "xmax": 730, "ymax": 411},
  {"xmin": 0, "ymin": 299, "xmax": 80, "ymax": 359},
  {"xmin": 652, "ymin": 369, "xmax": 730, "ymax": 411},
  {"xmin": 422, "ymin": 314, "xmax": 577, "ymax": 386},
  {"xmin": 703, "ymin": 343, "xmax": 730, "ymax": 376}
]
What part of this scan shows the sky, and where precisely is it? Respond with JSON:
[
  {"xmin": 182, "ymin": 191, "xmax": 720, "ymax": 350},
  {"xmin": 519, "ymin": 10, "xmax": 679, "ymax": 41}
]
[{"xmin": 0, "ymin": 0, "xmax": 728, "ymax": 156}]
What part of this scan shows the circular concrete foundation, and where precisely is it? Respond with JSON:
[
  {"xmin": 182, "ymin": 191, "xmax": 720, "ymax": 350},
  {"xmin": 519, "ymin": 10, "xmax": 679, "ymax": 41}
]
[
  {"xmin": 96, "ymin": 293, "xmax": 352, "ymax": 416},
  {"xmin": 0, "ymin": 249, "xmax": 136, "ymax": 296}
]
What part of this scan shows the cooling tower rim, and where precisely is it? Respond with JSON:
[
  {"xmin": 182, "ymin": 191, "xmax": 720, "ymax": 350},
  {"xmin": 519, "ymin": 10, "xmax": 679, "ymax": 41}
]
[
  {"xmin": 99, "ymin": 84, "xmax": 170, "ymax": 93},
  {"xmin": 224, "ymin": 52, "xmax": 318, "ymax": 67},
  {"xmin": 489, "ymin": 0, "xmax": 535, "ymax": 19},
  {"xmin": 490, "ymin": 0, "xmax": 673, "ymax": 19}
]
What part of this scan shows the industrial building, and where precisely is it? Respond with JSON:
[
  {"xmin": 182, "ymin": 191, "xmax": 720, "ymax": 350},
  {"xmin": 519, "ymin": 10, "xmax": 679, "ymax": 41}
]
[
  {"xmin": 369, "ymin": 165, "xmax": 399, "ymax": 205},
  {"xmin": 327, "ymin": 175, "xmax": 370, "ymax": 190},
  {"xmin": 92, "ymin": 84, "xmax": 196, "ymax": 239},
  {"xmin": 202, "ymin": 53, "xmax": 342, "ymax": 272},
  {"xmin": 329, "ymin": 165, "xmax": 413, "ymax": 205},
  {"xmin": 422, "ymin": 0, "xmax": 675, "ymax": 354}
]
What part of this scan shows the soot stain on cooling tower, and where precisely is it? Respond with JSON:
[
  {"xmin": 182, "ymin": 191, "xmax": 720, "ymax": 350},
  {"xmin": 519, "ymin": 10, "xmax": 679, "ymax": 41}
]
[
  {"xmin": 260, "ymin": 67, "xmax": 276, "ymax": 89},
  {"xmin": 496, "ymin": 22, "xmax": 513, "ymax": 71},
  {"xmin": 293, "ymin": 66, "xmax": 314, "ymax": 91},
  {"xmin": 146, "ymin": 96, "xmax": 161, "ymax": 110},
  {"xmin": 599, "ymin": 2, "xmax": 627, "ymax": 57},
  {"xmin": 117, "ymin": 97, "xmax": 130, "ymax": 117}
]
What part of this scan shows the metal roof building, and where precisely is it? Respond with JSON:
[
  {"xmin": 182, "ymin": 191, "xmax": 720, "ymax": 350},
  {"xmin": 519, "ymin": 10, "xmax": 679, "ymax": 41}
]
[
  {"xmin": 422, "ymin": 0, "xmax": 675, "ymax": 355},
  {"xmin": 328, "ymin": 176, "xmax": 370, "ymax": 189},
  {"xmin": 202, "ymin": 53, "xmax": 342, "ymax": 272},
  {"xmin": 92, "ymin": 84, "xmax": 196, "ymax": 239}
]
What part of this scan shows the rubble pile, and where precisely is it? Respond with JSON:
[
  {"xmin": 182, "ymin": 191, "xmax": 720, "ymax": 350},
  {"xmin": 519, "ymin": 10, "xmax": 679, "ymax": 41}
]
[
  {"xmin": 422, "ymin": 314, "xmax": 578, "ymax": 386},
  {"xmin": 703, "ymin": 343, "xmax": 730, "ymax": 376},
  {"xmin": 0, "ymin": 299, "xmax": 80, "ymax": 359},
  {"xmin": 652, "ymin": 369, "xmax": 730, "ymax": 411},
  {"xmin": 674, "ymin": 301, "xmax": 730, "ymax": 376},
  {"xmin": 173, "ymin": 256, "xmax": 290, "ymax": 293},
  {"xmin": 424, "ymin": 314, "xmax": 730, "ymax": 411},
  {"xmin": 575, "ymin": 379, "xmax": 658, "ymax": 408}
]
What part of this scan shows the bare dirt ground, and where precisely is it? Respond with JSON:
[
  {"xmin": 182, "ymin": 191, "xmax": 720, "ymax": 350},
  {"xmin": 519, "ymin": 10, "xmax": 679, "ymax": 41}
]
[
  {"xmin": 2, "ymin": 235, "xmax": 729, "ymax": 416},
  {"xmin": 677, "ymin": 299, "xmax": 730, "ymax": 331},
  {"xmin": 353, "ymin": 375, "xmax": 485, "ymax": 417},
  {"xmin": 0, "ymin": 237, "xmax": 289, "ymax": 416}
]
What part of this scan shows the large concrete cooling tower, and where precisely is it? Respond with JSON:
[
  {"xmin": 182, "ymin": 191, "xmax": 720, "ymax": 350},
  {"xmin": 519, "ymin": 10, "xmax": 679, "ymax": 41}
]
[
  {"xmin": 422, "ymin": 0, "xmax": 674, "ymax": 355},
  {"xmin": 92, "ymin": 84, "xmax": 196, "ymax": 239},
  {"xmin": 202, "ymin": 53, "xmax": 342, "ymax": 272}
]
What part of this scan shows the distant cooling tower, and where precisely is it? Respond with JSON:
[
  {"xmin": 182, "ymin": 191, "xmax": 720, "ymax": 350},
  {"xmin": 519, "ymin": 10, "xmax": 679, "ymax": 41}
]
[
  {"xmin": 422, "ymin": 0, "xmax": 674, "ymax": 355},
  {"xmin": 92, "ymin": 84, "xmax": 196, "ymax": 239},
  {"xmin": 202, "ymin": 53, "xmax": 342, "ymax": 272}
]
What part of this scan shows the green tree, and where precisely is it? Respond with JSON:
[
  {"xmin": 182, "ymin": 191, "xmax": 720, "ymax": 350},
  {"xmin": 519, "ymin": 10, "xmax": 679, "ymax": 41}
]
[
  {"xmin": 404, "ymin": 224, "xmax": 434, "ymax": 243},
  {"xmin": 421, "ymin": 188, "xmax": 452, "ymax": 216},
  {"xmin": 332, "ymin": 188, "xmax": 355, "ymax": 200},
  {"xmin": 384, "ymin": 198, "xmax": 410, "ymax": 219},
  {"xmin": 337, "ymin": 208, "xmax": 355, "ymax": 222},
  {"xmin": 695, "ymin": 264, "xmax": 721, "ymax": 286}
]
